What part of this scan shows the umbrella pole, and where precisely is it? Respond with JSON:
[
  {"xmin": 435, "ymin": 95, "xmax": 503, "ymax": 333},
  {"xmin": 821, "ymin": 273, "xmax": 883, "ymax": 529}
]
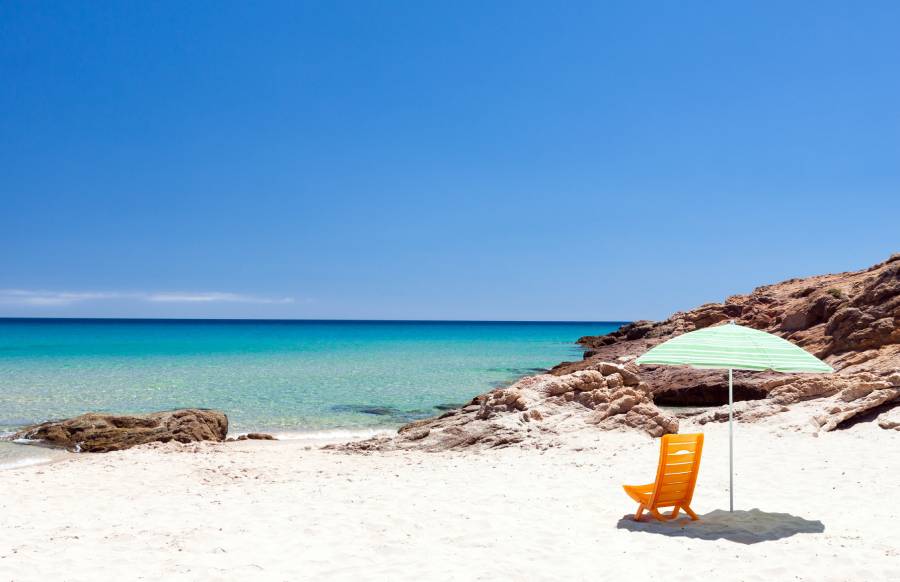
[{"xmin": 728, "ymin": 367, "xmax": 734, "ymax": 512}]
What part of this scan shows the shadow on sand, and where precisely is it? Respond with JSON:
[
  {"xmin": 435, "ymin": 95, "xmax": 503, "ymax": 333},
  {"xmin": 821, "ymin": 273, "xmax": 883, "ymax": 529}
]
[{"xmin": 616, "ymin": 509, "xmax": 824, "ymax": 544}]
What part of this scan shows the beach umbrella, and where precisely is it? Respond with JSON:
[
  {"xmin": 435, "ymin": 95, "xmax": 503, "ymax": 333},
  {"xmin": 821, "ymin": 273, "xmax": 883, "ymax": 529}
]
[{"xmin": 635, "ymin": 321, "xmax": 833, "ymax": 511}]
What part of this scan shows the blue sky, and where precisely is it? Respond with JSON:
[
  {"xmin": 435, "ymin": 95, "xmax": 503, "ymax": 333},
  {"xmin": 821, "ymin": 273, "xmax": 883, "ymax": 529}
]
[{"xmin": 2, "ymin": 1, "xmax": 898, "ymax": 320}]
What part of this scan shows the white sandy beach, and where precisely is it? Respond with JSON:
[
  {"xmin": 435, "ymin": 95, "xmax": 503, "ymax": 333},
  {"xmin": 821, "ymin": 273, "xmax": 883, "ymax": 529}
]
[{"xmin": 1, "ymin": 421, "xmax": 897, "ymax": 582}]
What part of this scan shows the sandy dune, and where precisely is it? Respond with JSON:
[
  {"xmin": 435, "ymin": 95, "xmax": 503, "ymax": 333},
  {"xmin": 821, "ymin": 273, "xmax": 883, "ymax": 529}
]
[{"xmin": 1, "ymin": 421, "xmax": 897, "ymax": 581}]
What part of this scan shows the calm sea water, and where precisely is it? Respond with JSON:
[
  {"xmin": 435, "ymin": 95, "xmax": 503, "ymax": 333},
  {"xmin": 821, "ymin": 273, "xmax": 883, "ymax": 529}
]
[{"xmin": 0, "ymin": 319, "xmax": 622, "ymax": 438}]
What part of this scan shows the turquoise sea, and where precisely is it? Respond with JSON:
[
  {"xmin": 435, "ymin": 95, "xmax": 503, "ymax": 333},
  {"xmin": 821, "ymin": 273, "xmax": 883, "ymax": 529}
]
[{"xmin": 0, "ymin": 319, "xmax": 622, "ymax": 438}]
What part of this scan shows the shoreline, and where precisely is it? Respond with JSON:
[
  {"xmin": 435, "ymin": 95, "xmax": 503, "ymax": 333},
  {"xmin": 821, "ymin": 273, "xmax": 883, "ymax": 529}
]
[
  {"xmin": 0, "ymin": 427, "xmax": 398, "ymax": 472},
  {"xmin": 0, "ymin": 331, "xmax": 584, "ymax": 455},
  {"xmin": 0, "ymin": 319, "xmax": 610, "ymax": 440},
  {"xmin": 2, "ymin": 420, "xmax": 897, "ymax": 580},
  {"xmin": 0, "ymin": 440, "xmax": 72, "ymax": 472}
]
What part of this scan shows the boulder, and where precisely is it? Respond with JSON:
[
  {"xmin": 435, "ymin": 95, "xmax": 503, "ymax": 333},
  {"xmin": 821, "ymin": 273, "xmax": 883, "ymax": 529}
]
[
  {"xmin": 237, "ymin": 432, "xmax": 276, "ymax": 441},
  {"xmin": 813, "ymin": 387, "xmax": 900, "ymax": 431},
  {"xmin": 8, "ymin": 409, "xmax": 228, "ymax": 452},
  {"xmin": 877, "ymin": 406, "xmax": 900, "ymax": 431},
  {"xmin": 598, "ymin": 362, "xmax": 641, "ymax": 386}
]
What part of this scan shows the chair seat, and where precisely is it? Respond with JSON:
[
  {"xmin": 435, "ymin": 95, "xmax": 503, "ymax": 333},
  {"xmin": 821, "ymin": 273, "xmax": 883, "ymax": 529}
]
[{"xmin": 623, "ymin": 483, "xmax": 655, "ymax": 504}]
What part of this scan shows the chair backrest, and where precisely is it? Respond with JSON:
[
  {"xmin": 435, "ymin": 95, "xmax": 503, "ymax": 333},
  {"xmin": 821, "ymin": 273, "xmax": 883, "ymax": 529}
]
[{"xmin": 649, "ymin": 433, "xmax": 704, "ymax": 508}]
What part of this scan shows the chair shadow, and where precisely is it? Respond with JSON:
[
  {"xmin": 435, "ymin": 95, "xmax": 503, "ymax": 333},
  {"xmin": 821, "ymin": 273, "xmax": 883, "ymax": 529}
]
[{"xmin": 616, "ymin": 508, "xmax": 824, "ymax": 545}]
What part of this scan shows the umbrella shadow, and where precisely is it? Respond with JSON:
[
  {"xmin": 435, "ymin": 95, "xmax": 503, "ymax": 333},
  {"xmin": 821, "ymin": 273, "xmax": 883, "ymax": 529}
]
[{"xmin": 616, "ymin": 508, "xmax": 824, "ymax": 544}]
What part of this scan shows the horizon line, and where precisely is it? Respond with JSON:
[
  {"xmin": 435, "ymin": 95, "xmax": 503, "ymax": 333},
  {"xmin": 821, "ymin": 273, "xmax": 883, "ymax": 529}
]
[{"xmin": 0, "ymin": 316, "xmax": 634, "ymax": 324}]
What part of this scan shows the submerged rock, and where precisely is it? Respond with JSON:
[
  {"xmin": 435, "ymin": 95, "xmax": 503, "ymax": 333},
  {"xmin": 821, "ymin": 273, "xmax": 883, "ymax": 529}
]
[
  {"xmin": 433, "ymin": 403, "xmax": 467, "ymax": 411},
  {"xmin": 7, "ymin": 409, "xmax": 228, "ymax": 452},
  {"xmin": 330, "ymin": 404, "xmax": 434, "ymax": 422},
  {"xmin": 331, "ymin": 404, "xmax": 399, "ymax": 416},
  {"xmin": 332, "ymin": 363, "xmax": 678, "ymax": 452}
]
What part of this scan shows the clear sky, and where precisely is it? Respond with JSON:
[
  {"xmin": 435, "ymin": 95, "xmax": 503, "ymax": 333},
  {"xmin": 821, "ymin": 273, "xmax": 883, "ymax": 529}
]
[{"xmin": 2, "ymin": 1, "xmax": 898, "ymax": 320}]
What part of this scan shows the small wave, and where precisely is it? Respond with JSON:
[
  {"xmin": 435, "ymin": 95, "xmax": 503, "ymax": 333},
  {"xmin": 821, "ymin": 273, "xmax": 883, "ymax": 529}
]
[{"xmin": 0, "ymin": 457, "xmax": 51, "ymax": 471}]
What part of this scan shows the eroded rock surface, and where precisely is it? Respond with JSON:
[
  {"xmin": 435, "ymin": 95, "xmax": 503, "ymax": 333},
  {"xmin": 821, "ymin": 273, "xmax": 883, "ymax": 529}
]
[
  {"xmin": 561, "ymin": 254, "xmax": 900, "ymax": 432},
  {"xmin": 7, "ymin": 409, "xmax": 228, "ymax": 452}
]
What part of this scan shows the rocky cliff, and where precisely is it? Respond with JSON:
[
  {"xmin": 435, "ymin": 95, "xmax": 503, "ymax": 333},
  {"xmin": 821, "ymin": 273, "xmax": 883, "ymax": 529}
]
[
  {"xmin": 337, "ymin": 254, "xmax": 899, "ymax": 452},
  {"xmin": 560, "ymin": 253, "xmax": 900, "ymax": 432}
]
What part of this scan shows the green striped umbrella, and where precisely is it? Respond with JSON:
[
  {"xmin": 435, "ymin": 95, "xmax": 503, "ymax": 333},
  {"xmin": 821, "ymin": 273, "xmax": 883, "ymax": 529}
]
[{"xmin": 635, "ymin": 321, "xmax": 833, "ymax": 511}]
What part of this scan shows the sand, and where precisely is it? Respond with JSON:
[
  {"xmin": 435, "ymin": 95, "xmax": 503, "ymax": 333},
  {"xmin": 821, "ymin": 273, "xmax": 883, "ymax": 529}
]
[{"xmin": 1, "ymin": 421, "xmax": 898, "ymax": 581}]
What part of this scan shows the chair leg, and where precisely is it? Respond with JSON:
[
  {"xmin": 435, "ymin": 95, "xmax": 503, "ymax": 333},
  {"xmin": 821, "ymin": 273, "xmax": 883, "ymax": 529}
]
[
  {"xmin": 682, "ymin": 505, "xmax": 698, "ymax": 520},
  {"xmin": 670, "ymin": 506, "xmax": 680, "ymax": 519},
  {"xmin": 634, "ymin": 504, "xmax": 645, "ymax": 521},
  {"xmin": 650, "ymin": 508, "xmax": 669, "ymax": 521}
]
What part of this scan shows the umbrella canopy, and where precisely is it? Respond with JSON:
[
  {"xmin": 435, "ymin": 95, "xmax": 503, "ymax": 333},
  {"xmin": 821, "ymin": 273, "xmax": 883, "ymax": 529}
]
[
  {"xmin": 635, "ymin": 322, "xmax": 833, "ymax": 512},
  {"xmin": 635, "ymin": 322, "xmax": 834, "ymax": 373}
]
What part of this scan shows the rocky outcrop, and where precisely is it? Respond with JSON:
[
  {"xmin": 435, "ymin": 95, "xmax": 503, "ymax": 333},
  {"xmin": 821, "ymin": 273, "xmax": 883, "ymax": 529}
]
[
  {"xmin": 335, "ymin": 255, "xmax": 899, "ymax": 453},
  {"xmin": 335, "ymin": 363, "xmax": 678, "ymax": 452},
  {"xmin": 6, "ymin": 409, "xmax": 228, "ymax": 452},
  {"xmin": 561, "ymin": 254, "xmax": 900, "ymax": 432}
]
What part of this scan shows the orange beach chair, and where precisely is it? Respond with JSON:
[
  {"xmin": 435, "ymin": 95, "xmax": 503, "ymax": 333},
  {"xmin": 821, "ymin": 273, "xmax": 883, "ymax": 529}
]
[{"xmin": 623, "ymin": 433, "xmax": 704, "ymax": 521}]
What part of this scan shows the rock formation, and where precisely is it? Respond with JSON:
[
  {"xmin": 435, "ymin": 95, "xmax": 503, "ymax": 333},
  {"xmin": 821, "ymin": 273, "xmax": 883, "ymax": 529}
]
[
  {"xmin": 6, "ymin": 409, "xmax": 228, "ymax": 452},
  {"xmin": 337, "ymin": 254, "xmax": 899, "ymax": 452},
  {"xmin": 559, "ymin": 254, "xmax": 900, "ymax": 433}
]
